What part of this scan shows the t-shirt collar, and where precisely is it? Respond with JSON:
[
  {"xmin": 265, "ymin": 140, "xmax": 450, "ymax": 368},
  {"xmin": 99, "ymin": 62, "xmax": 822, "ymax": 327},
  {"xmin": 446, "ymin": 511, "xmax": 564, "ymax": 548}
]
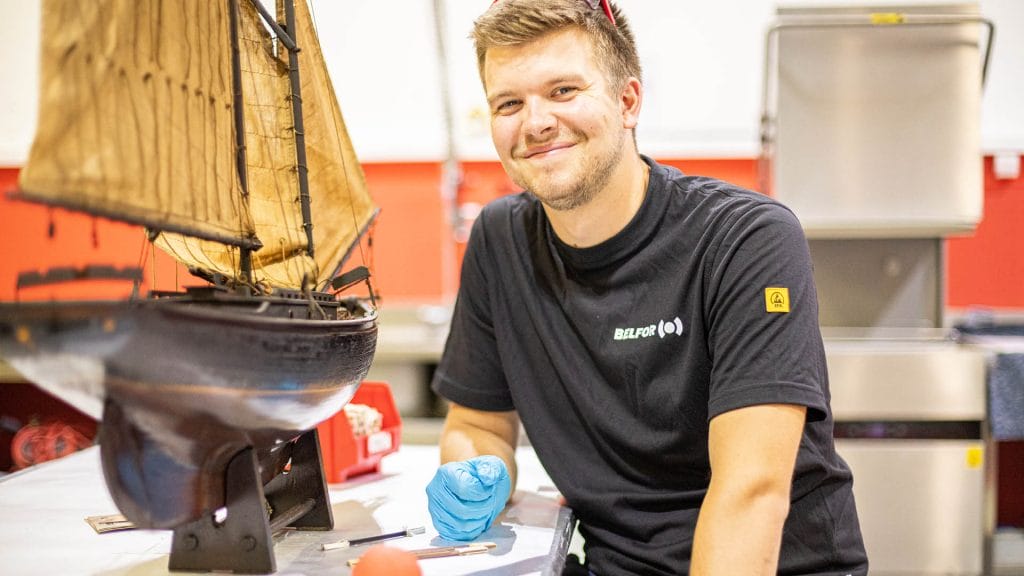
[{"xmin": 549, "ymin": 155, "xmax": 671, "ymax": 273}]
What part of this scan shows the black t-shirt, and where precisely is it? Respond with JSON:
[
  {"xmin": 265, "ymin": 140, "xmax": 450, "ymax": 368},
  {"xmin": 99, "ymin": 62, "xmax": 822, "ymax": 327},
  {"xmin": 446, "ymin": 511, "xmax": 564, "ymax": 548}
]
[{"xmin": 432, "ymin": 157, "xmax": 868, "ymax": 575}]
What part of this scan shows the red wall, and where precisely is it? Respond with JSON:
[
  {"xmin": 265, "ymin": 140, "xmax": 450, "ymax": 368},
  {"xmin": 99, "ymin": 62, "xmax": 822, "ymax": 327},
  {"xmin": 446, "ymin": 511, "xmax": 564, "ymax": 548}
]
[
  {"xmin": 1, "ymin": 156, "xmax": 1022, "ymax": 306},
  {"xmin": 947, "ymin": 157, "xmax": 1024, "ymax": 309},
  {"xmin": 362, "ymin": 162, "xmax": 448, "ymax": 304},
  {"xmin": 0, "ymin": 169, "xmax": 185, "ymax": 301}
]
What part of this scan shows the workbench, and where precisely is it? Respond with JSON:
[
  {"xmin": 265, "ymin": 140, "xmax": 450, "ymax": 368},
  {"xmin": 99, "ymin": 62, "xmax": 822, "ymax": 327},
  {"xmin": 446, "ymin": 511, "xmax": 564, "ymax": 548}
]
[{"xmin": 0, "ymin": 444, "xmax": 574, "ymax": 575}]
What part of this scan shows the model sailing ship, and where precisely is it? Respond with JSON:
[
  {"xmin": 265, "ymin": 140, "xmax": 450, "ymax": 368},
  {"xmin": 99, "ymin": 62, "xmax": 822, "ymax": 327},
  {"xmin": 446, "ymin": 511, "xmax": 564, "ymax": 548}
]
[{"xmin": 0, "ymin": 0, "xmax": 378, "ymax": 568}]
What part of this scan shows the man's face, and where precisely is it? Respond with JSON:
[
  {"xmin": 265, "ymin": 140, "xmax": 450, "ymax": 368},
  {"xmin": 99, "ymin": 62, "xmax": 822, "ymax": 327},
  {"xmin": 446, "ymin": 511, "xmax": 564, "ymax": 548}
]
[{"xmin": 484, "ymin": 28, "xmax": 628, "ymax": 212}]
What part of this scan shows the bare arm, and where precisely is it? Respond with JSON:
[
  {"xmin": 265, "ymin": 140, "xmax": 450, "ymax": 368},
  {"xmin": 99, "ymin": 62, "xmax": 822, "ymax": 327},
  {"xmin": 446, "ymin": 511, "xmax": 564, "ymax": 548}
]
[
  {"xmin": 440, "ymin": 402, "xmax": 521, "ymax": 489},
  {"xmin": 691, "ymin": 403, "xmax": 806, "ymax": 575}
]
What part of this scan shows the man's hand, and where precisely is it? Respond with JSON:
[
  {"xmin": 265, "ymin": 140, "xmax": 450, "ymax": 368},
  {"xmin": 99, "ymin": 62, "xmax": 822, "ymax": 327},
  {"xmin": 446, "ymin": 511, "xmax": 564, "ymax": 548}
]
[{"xmin": 426, "ymin": 455, "xmax": 512, "ymax": 540}]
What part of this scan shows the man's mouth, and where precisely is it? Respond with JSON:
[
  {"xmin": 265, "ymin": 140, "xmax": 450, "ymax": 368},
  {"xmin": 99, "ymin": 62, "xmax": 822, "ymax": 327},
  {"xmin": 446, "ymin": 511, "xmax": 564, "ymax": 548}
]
[{"xmin": 521, "ymin": 142, "xmax": 574, "ymax": 159}]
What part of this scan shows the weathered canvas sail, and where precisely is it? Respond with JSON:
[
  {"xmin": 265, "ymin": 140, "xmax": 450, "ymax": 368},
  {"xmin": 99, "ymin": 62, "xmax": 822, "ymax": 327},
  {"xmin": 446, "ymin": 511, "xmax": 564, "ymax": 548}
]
[
  {"xmin": 18, "ymin": 1, "xmax": 257, "ymax": 248},
  {"xmin": 19, "ymin": 0, "xmax": 376, "ymax": 291},
  {"xmin": 157, "ymin": 0, "xmax": 377, "ymax": 290}
]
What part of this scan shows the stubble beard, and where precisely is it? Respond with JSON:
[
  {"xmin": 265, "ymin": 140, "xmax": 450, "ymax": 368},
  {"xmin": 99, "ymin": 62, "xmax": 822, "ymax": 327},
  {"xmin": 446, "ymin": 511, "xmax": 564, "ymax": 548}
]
[{"xmin": 511, "ymin": 128, "xmax": 625, "ymax": 213}]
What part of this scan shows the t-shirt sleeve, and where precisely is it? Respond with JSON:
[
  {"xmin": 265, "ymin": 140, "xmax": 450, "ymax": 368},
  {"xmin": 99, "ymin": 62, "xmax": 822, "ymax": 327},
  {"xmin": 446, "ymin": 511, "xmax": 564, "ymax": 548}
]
[
  {"xmin": 431, "ymin": 214, "xmax": 516, "ymax": 411},
  {"xmin": 704, "ymin": 201, "xmax": 829, "ymax": 422}
]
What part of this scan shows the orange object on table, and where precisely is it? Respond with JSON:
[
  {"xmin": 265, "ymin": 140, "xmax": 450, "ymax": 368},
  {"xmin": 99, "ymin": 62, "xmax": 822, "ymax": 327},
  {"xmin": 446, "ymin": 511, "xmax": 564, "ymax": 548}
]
[
  {"xmin": 317, "ymin": 381, "xmax": 402, "ymax": 483},
  {"xmin": 351, "ymin": 544, "xmax": 421, "ymax": 575}
]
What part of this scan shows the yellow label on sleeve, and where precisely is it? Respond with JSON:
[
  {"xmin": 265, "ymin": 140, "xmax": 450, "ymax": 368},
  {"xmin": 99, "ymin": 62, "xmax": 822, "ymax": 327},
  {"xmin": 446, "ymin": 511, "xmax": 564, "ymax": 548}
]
[
  {"xmin": 765, "ymin": 287, "xmax": 790, "ymax": 313},
  {"xmin": 965, "ymin": 446, "xmax": 984, "ymax": 469}
]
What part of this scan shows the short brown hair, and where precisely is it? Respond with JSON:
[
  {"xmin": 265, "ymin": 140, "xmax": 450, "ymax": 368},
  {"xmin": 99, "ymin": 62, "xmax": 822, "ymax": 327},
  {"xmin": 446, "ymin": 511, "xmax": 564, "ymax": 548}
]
[{"xmin": 472, "ymin": 0, "xmax": 642, "ymax": 92}]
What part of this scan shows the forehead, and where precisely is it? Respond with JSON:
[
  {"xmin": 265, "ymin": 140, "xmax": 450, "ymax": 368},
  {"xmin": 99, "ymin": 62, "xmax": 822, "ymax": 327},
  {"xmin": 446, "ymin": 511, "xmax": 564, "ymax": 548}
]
[{"xmin": 483, "ymin": 27, "xmax": 601, "ymax": 92}]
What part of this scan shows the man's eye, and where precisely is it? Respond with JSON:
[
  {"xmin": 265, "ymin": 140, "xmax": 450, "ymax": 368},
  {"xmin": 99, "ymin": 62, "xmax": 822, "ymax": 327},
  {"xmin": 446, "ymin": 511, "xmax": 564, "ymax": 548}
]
[
  {"xmin": 554, "ymin": 86, "xmax": 578, "ymax": 97},
  {"xmin": 495, "ymin": 100, "xmax": 520, "ymax": 114}
]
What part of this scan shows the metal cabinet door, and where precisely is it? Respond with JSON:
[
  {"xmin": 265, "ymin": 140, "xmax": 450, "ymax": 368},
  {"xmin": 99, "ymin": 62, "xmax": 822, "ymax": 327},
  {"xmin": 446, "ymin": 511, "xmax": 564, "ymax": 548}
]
[{"xmin": 836, "ymin": 439, "xmax": 987, "ymax": 575}]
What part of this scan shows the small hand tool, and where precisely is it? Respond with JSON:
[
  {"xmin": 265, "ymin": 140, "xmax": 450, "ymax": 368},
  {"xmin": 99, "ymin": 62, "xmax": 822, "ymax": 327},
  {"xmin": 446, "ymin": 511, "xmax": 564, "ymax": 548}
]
[{"xmin": 321, "ymin": 526, "xmax": 425, "ymax": 551}]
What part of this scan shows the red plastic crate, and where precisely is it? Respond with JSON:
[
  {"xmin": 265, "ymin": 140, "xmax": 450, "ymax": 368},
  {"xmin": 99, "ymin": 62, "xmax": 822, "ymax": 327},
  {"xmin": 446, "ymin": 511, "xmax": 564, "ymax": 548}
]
[{"xmin": 317, "ymin": 381, "xmax": 402, "ymax": 483}]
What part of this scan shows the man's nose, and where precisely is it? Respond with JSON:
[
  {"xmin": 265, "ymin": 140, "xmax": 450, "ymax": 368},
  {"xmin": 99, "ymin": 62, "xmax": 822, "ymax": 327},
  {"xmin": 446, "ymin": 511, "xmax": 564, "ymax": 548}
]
[{"xmin": 522, "ymin": 97, "xmax": 557, "ymax": 138}]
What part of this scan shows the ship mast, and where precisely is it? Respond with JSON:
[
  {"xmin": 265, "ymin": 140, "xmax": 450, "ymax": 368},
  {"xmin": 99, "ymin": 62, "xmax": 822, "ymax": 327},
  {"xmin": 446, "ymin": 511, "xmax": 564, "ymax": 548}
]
[
  {"xmin": 250, "ymin": 0, "xmax": 316, "ymax": 262},
  {"xmin": 226, "ymin": 0, "xmax": 315, "ymax": 286},
  {"xmin": 229, "ymin": 0, "xmax": 254, "ymax": 284},
  {"xmin": 283, "ymin": 0, "xmax": 316, "ymax": 260}
]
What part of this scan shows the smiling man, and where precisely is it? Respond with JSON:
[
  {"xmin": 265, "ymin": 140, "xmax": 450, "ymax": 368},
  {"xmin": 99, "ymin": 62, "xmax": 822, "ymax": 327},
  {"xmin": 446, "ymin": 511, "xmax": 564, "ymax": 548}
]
[{"xmin": 424, "ymin": 1, "xmax": 868, "ymax": 575}]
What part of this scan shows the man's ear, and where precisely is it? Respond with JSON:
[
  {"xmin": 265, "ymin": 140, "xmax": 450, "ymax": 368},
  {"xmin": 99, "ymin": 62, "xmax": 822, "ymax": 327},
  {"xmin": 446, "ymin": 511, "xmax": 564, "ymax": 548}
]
[{"xmin": 620, "ymin": 77, "xmax": 642, "ymax": 129}]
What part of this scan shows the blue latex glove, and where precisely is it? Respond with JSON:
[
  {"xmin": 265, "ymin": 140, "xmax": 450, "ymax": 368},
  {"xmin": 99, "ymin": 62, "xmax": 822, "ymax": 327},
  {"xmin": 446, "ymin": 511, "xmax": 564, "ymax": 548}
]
[{"xmin": 426, "ymin": 455, "xmax": 512, "ymax": 541}]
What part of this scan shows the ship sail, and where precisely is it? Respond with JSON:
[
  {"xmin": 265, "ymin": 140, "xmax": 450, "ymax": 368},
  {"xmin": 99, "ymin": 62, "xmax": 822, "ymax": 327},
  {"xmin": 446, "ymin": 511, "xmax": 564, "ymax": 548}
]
[
  {"xmin": 19, "ymin": 1, "xmax": 257, "ymax": 248},
  {"xmin": 18, "ymin": 0, "xmax": 377, "ymax": 291}
]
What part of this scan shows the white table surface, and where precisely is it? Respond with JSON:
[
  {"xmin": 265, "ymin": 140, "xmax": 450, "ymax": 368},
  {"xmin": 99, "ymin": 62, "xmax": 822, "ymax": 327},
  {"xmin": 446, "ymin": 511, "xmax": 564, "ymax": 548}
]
[{"xmin": 0, "ymin": 444, "xmax": 572, "ymax": 576}]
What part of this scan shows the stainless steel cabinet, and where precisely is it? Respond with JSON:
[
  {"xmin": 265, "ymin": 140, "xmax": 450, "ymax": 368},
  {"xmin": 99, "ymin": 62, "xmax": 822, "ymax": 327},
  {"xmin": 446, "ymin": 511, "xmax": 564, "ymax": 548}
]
[
  {"xmin": 764, "ymin": 3, "xmax": 989, "ymax": 237},
  {"xmin": 827, "ymin": 339, "xmax": 991, "ymax": 575}
]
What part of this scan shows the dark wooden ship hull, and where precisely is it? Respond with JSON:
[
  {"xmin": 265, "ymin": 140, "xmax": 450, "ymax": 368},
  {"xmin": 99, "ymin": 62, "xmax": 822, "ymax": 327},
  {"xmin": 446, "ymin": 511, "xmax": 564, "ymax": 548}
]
[{"xmin": 0, "ymin": 292, "xmax": 377, "ymax": 529}]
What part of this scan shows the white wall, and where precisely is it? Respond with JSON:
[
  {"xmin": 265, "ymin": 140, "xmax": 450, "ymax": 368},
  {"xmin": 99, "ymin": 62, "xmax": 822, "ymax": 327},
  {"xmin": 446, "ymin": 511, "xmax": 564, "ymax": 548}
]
[
  {"xmin": 307, "ymin": 1, "xmax": 448, "ymax": 161},
  {"xmin": 978, "ymin": 0, "xmax": 1024, "ymax": 153},
  {"xmin": 1, "ymin": 0, "xmax": 1020, "ymax": 165},
  {"xmin": 0, "ymin": 1, "xmax": 41, "ymax": 166}
]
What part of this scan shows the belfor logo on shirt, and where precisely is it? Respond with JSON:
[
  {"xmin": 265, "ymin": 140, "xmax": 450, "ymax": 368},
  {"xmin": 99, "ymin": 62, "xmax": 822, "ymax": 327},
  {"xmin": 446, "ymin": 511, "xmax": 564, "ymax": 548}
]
[
  {"xmin": 613, "ymin": 317, "xmax": 684, "ymax": 341},
  {"xmin": 765, "ymin": 287, "xmax": 790, "ymax": 313}
]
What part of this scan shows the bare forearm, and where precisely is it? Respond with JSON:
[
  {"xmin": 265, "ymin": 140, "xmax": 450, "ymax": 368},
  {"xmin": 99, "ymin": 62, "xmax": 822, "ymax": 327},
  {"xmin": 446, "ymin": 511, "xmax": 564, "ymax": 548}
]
[
  {"xmin": 439, "ymin": 404, "xmax": 520, "ymax": 488},
  {"xmin": 691, "ymin": 485, "xmax": 791, "ymax": 574},
  {"xmin": 694, "ymin": 403, "xmax": 805, "ymax": 574}
]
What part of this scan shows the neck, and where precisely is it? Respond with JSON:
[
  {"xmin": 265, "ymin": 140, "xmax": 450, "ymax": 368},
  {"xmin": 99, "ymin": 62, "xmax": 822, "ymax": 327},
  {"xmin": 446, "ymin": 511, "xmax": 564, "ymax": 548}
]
[{"xmin": 545, "ymin": 152, "xmax": 649, "ymax": 249}]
